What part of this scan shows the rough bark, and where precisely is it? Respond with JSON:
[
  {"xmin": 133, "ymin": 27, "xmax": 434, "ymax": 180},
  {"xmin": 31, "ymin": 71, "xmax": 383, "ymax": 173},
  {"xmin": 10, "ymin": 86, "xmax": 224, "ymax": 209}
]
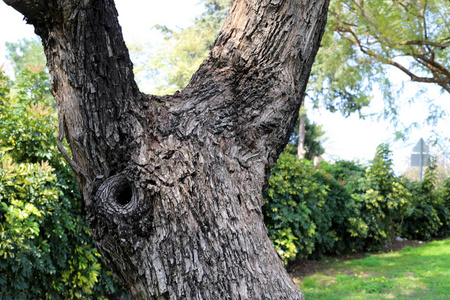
[{"xmin": 3, "ymin": 0, "xmax": 329, "ymax": 299}]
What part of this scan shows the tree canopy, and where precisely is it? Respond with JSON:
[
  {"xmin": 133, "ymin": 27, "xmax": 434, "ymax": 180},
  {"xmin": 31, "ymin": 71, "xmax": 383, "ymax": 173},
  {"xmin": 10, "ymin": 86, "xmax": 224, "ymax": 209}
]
[{"xmin": 308, "ymin": 0, "xmax": 450, "ymax": 117}]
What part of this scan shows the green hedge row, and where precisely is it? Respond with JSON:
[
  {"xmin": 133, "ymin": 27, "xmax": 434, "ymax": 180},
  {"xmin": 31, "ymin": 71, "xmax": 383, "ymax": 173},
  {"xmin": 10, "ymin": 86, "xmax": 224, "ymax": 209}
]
[{"xmin": 264, "ymin": 145, "xmax": 450, "ymax": 264}]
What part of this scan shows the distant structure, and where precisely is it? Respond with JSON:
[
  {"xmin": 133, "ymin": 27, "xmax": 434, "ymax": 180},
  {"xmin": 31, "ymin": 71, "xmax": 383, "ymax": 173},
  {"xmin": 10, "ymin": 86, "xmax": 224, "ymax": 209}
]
[{"xmin": 411, "ymin": 138, "xmax": 430, "ymax": 181}]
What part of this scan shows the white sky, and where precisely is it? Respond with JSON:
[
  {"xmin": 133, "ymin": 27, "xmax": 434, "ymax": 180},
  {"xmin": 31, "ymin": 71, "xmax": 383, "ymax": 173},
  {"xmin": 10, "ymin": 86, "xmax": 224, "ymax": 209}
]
[{"xmin": 1, "ymin": 0, "xmax": 449, "ymax": 174}]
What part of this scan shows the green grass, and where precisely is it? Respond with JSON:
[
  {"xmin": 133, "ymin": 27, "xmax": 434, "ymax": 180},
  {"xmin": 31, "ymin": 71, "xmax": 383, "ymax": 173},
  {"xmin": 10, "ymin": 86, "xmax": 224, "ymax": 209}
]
[{"xmin": 295, "ymin": 238, "xmax": 450, "ymax": 299}]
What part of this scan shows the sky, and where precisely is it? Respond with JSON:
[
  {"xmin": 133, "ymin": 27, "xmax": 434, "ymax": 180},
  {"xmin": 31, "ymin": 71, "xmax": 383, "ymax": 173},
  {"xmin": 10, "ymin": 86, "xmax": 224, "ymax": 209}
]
[{"xmin": 0, "ymin": 0, "xmax": 449, "ymax": 174}]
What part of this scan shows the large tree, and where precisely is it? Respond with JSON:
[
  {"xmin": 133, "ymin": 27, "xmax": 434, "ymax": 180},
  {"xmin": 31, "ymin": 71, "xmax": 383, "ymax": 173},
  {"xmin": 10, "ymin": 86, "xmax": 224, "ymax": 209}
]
[{"xmin": 3, "ymin": 0, "xmax": 329, "ymax": 298}]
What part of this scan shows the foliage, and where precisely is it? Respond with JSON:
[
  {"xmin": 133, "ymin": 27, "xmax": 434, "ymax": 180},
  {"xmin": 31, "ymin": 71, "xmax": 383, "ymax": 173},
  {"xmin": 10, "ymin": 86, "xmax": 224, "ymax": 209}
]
[
  {"xmin": 6, "ymin": 38, "xmax": 47, "ymax": 74},
  {"xmin": 310, "ymin": 162, "xmax": 366, "ymax": 256},
  {"xmin": 263, "ymin": 152, "xmax": 369, "ymax": 263},
  {"xmin": 318, "ymin": 160, "xmax": 369, "ymax": 252},
  {"xmin": 0, "ymin": 42, "xmax": 124, "ymax": 299},
  {"xmin": 264, "ymin": 154, "xmax": 322, "ymax": 262},
  {"xmin": 354, "ymin": 144, "xmax": 411, "ymax": 250},
  {"xmin": 401, "ymin": 159, "xmax": 450, "ymax": 240},
  {"xmin": 308, "ymin": 0, "xmax": 450, "ymax": 118},
  {"xmin": 1, "ymin": 72, "xmax": 57, "ymax": 165},
  {"xmin": 0, "ymin": 153, "xmax": 111, "ymax": 299},
  {"xmin": 284, "ymin": 113, "xmax": 326, "ymax": 160},
  {"xmin": 264, "ymin": 143, "xmax": 448, "ymax": 263},
  {"xmin": 443, "ymin": 177, "xmax": 450, "ymax": 209},
  {"xmin": 133, "ymin": 0, "xmax": 229, "ymax": 95}
]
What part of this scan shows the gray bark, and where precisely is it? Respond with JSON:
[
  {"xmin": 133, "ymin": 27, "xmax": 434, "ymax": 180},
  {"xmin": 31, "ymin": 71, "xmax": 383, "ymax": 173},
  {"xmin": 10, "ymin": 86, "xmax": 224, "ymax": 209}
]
[{"xmin": 3, "ymin": 0, "xmax": 329, "ymax": 299}]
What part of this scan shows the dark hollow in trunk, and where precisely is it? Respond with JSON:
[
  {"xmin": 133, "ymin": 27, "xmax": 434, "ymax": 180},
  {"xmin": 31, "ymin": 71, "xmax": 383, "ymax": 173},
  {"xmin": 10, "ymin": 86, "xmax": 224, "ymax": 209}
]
[{"xmin": 3, "ymin": 0, "xmax": 330, "ymax": 298}]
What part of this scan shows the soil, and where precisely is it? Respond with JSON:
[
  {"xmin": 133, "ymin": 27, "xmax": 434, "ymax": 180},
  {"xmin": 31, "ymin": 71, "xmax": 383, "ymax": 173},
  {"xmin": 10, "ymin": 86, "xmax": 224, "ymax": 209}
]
[{"xmin": 287, "ymin": 238, "xmax": 431, "ymax": 279}]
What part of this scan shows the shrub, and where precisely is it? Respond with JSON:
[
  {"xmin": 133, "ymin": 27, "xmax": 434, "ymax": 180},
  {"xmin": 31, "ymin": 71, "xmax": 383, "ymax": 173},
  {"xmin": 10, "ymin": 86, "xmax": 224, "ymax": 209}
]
[
  {"xmin": 263, "ymin": 153, "xmax": 369, "ymax": 262},
  {"xmin": 319, "ymin": 160, "xmax": 369, "ymax": 253},
  {"xmin": 264, "ymin": 144, "xmax": 416, "ymax": 263},
  {"xmin": 443, "ymin": 177, "xmax": 450, "ymax": 209},
  {"xmin": 438, "ymin": 177, "xmax": 450, "ymax": 236},
  {"xmin": 351, "ymin": 144, "xmax": 410, "ymax": 251},
  {"xmin": 0, "ymin": 68, "xmax": 123, "ymax": 299},
  {"xmin": 263, "ymin": 153, "xmax": 319, "ymax": 262},
  {"xmin": 401, "ymin": 160, "xmax": 450, "ymax": 240}
]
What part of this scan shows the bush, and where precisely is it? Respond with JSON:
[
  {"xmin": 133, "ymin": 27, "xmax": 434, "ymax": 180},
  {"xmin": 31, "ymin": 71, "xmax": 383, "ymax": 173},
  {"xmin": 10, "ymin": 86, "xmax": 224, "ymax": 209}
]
[
  {"xmin": 0, "ymin": 67, "xmax": 123, "ymax": 299},
  {"xmin": 443, "ymin": 177, "xmax": 450, "ymax": 209},
  {"xmin": 0, "ymin": 154, "xmax": 114, "ymax": 299},
  {"xmin": 401, "ymin": 161, "xmax": 450, "ymax": 240},
  {"xmin": 264, "ymin": 144, "xmax": 417, "ymax": 263},
  {"xmin": 439, "ymin": 177, "xmax": 450, "ymax": 236},
  {"xmin": 319, "ymin": 160, "xmax": 369, "ymax": 254},
  {"xmin": 263, "ymin": 154, "xmax": 319, "ymax": 262},
  {"xmin": 263, "ymin": 153, "xmax": 369, "ymax": 262},
  {"xmin": 353, "ymin": 144, "xmax": 411, "ymax": 250}
]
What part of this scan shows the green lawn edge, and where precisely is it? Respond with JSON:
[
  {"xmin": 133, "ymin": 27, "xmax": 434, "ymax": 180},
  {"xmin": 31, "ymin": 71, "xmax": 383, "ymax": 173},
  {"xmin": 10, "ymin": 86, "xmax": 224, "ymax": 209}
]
[{"xmin": 295, "ymin": 238, "xmax": 450, "ymax": 300}]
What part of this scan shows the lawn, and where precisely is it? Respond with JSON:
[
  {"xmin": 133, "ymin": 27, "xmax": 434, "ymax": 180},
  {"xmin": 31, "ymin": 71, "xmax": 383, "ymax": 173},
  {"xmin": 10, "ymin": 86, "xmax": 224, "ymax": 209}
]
[{"xmin": 293, "ymin": 238, "xmax": 450, "ymax": 299}]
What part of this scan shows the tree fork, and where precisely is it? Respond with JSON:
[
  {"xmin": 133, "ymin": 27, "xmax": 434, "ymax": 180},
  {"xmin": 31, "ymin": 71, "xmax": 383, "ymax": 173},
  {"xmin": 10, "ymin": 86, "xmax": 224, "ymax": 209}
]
[{"xmin": 4, "ymin": 0, "xmax": 329, "ymax": 298}]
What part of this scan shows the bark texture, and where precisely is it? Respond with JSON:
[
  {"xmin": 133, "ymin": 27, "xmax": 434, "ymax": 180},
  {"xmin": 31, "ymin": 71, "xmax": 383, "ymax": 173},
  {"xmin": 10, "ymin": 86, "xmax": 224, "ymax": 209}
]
[{"xmin": 3, "ymin": 0, "xmax": 329, "ymax": 299}]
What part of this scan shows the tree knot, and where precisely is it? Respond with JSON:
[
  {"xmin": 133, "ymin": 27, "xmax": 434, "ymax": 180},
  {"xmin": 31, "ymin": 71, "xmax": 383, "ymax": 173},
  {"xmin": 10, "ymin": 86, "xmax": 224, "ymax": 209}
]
[{"xmin": 96, "ymin": 172, "xmax": 137, "ymax": 214}]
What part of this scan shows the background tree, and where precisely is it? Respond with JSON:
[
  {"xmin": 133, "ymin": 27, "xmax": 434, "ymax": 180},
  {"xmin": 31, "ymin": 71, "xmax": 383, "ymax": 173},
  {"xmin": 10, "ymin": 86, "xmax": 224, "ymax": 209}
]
[
  {"xmin": 308, "ymin": 0, "xmax": 450, "ymax": 118},
  {"xmin": 6, "ymin": 38, "xmax": 47, "ymax": 74},
  {"xmin": 284, "ymin": 110, "xmax": 326, "ymax": 161},
  {"xmin": 3, "ymin": 0, "xmax": 330, "ymax": 299},
  {"xmin": 297, "ymin": 108, "xmax": 308, "ymax": 159},
  {"xmin": 134, "ymin": 0, "xmax": 229, "ymax": 95}
]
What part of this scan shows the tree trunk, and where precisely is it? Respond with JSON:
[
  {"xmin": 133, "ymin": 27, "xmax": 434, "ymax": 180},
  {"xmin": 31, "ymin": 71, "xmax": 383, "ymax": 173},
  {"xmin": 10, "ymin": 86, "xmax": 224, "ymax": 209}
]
[
  {"xmin": 297, "ymin": 106, "xmax": 307, "ymax": 159},
  {"xmin": 3, "ymin": 0, "xmax": 329, "ymax": 298}
]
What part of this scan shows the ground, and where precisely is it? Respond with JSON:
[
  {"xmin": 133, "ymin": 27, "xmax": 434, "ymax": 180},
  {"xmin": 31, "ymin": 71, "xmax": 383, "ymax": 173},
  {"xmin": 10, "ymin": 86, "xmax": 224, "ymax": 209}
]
[{"xmin": 288, "ymin": 238, "xmax": 430, "ymax": 279}]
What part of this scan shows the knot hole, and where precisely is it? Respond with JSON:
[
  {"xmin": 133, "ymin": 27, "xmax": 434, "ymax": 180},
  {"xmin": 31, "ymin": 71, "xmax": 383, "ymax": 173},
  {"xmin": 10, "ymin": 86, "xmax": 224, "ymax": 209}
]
[{"xmin": 116, "ymin": 182, "xmax": 133, "ymax": 206}]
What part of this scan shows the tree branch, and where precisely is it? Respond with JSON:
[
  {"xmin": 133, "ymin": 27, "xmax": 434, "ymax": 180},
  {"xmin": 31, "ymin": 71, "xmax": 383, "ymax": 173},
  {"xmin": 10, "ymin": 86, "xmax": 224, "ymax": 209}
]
[
  {"xmin": 400, "ymin": 40, "xmax": 450, "ymax": 49},
  {"xmin": 4, "ymin": 0, "xmax": 141, "ymax": 193},
  {"xmin": 180, "ymin": 0, "xmax": 330, "ymax": 166},
  {"xmin": 416, "ymin": 55, "xmax": 450, "ymax": 78},
  {"xmin": 332, "ymin": 1, "xmax": 450, "ymax": 96},
  {"xmin": 387, "ymin": 57, "xmax": 450, "ymax": 93},
  {"xmin": 3, "ymin": 0, "xmax": 48, "ymax": 23}
]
